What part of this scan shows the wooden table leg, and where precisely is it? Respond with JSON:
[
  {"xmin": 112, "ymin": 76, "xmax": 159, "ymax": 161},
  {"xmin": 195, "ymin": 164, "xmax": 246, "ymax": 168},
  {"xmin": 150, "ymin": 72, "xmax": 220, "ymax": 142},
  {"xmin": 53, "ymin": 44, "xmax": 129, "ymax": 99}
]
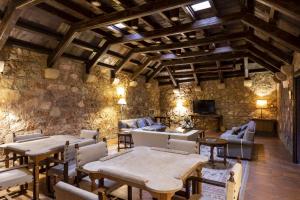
[
  {"xmin": 4, "ymin": 150, "xmax": 9, "ymax": 168},
  {"xmin": 223, "ymin": 144, "xmax": 227, "ymax": 166},
  {"xmin": 127, "ymin": 185, "xmax": 132, "ymax": 200},
  {"xmin": 158, "ymin": 193, "xmax": 173, "ymax": 200},
  {"xmin": 210, "ymin": 146, "xmax": 214, "ymax": 165},
  {"xmin": 33, "ymin": 161, "xmax": 40, "ymax": 200},
  {"xmin": 117, "ymin": 135, "xmax": 120, "ymax": 152}
]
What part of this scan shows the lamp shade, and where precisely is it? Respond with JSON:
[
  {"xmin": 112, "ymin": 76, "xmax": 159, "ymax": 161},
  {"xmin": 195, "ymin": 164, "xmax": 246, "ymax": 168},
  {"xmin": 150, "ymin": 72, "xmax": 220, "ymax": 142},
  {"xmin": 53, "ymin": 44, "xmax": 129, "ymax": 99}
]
[
  {"xmin": 118, "ymin": 98, "xmax": 127, "ymax": 105},
  {"xmin": 256, "ymin": 99, "xmax": 267, "ymax": 108}
]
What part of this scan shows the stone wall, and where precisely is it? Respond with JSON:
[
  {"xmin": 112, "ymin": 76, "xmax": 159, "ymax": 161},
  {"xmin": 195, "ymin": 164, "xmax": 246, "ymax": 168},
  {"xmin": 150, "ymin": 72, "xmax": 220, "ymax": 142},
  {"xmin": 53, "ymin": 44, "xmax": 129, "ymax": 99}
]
[
  {"xmin": 0, "ymin": 47, "xmax": 160, "ymax": 143},
  {"xmin": 160, "ymin": 72, "xmax": 278, "ymax": 130}
]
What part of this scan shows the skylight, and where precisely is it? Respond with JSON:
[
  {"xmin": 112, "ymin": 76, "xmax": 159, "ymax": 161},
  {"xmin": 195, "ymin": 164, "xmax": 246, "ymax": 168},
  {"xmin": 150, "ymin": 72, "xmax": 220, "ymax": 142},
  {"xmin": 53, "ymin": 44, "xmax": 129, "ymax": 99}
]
[
  {"xmin": 191, "ymin": 1, "xmax": 211, "ymax": 11},
  {"xmin": 114, "ymin": 23, "xmax": 126, "ymax": 29}
]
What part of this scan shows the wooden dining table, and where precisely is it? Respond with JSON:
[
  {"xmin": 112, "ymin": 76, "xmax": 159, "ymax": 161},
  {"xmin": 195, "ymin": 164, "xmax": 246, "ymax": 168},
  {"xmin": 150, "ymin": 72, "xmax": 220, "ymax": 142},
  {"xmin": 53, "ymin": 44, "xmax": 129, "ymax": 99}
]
[
  {"xmin": 82, "ymin": 146, "xmax": 208, "ymax": 200},
  {"xmin": 0, "ymin": 135, "xmax": 94, "ymax": 200}
]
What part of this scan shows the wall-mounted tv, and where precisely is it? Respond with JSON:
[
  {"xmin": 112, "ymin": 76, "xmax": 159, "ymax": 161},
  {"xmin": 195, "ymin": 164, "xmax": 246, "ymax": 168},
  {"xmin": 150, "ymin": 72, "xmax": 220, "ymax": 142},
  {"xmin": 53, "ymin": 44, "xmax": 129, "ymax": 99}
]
[{"xmin": 193, "ymin": 100, "xmax": 216, "ymax": 114}]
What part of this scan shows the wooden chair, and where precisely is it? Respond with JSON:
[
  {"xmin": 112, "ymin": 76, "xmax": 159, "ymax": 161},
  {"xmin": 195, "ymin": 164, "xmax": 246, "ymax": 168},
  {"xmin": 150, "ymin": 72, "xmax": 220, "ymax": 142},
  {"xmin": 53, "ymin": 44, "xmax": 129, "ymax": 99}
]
[
  {"xmin": 168, "ymin": 138, "xmax": 199, "ymax": 154},
  {"xmin": 186, "ymin": 160, "xmax": 243, "ymax": 200},
  {"xmin": 0, "ymin": 157, "xmax": 32, "ymax": 198},
  {"xmin": 75, "ymin": 139, "xmax": 123, "ymax": 196},
  {"xmin": 46, "ymin": 139, "xmax": 95, "ymax": 193},
  {"xmin": 80, "ymin": 129, "xmax": 100, "ymax": 142},
  {"xmin": 54, "ymin": 181, "xmax": 106, "ymax": 200}
]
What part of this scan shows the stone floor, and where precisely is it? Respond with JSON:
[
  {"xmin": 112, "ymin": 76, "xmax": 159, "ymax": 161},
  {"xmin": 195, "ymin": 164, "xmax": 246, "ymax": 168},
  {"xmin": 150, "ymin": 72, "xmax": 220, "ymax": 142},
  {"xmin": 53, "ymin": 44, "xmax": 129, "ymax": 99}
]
[{"xmin": 1, "ymin": 133, "xmax": 300, "ymax": 200}]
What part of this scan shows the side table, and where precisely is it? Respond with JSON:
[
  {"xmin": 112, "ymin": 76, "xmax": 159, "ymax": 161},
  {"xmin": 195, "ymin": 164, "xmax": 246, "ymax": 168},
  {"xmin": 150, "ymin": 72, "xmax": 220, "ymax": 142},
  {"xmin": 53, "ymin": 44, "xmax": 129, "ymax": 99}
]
[
  {"xmin": 199, "ymin": 137, "xmax": 228, "ymax": 166},
  {"xmin": 117, "ymin": 132, "xmax": 133, "ymax": 152}
]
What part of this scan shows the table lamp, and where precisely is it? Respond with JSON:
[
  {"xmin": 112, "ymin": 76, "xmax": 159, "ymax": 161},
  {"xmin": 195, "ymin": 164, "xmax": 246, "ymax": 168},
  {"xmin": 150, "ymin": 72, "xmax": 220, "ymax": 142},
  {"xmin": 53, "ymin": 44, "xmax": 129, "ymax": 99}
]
[
  {"xmin": 256, "ymin": 99, "xmax": 268, "ymax": 118},
  {"xmin": 118, "ymin": 98, "xmax": 127, "ymax": 119}
]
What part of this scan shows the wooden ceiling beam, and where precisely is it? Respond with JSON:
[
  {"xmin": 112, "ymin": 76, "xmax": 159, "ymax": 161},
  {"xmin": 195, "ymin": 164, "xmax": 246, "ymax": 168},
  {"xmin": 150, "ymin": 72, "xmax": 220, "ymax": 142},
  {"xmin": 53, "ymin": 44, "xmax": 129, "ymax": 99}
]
[
  {"xmin": 162, "ymin": 52, "xmax": 248, "ymax": 66},
  {"xmin": 241, "ymin": 13, "xmax": 300, "ymax": 51},
  {"xmin": 216, "ymin": 61, "xmax": 224, "ymax": 83},
  {"xmin": 115, "ymin": 50, "xmax": 134, "ymax": 74},
  {"xmin": 47, "ymin": 28, "xmax": 79, "ymax": 67},
  {"xmin": 131, "ymin": 59, "xmax": 153, "ymax": 80},
  {"xmin": 190, "ymin": 64, "xmax": 198, "ymax": 85},
  {"xmin": 165, "ymin": 66, "xmax": 178, "ymax": 87},
  {"xmin": 134, "ymin": 32, "xmax": 247, "ymax": 53},
  {"xmin": 256, "ymin": 0, "xmax": 300, "ymax": 22},
  {"xmin": 146, "ymin": 64, "xmax": 165, "ymax": 82},
  {"xmin": 73, "ymin": 0, "xmax": 202, "ymax": 31},
  {"xmin": 6, "ymin": 37, "xmax": 87, "ymax": 62},
  {"xmin": 86, "ymin": 41, "xmax": 111, "ymax": 74},
  {"xmin": 245, "ymin": 34, "xmax": 292, "ymax": 64},
  {"xmin": 113, "ymin": 12, "xmax": 243, "ymax": 44},
  {"xmin": 248, "ymin": 54, "xmax": 279, "ymax": 73},
  {"xmin": 247, "ymin": 45, "xmax": 282, "ymax": 70}
]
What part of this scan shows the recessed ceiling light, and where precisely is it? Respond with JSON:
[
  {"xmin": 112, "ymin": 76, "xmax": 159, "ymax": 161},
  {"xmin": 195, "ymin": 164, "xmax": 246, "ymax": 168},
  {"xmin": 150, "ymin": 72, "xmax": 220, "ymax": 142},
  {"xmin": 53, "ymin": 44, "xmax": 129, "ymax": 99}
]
[
  {"xmin": 191, "ymin": 1, "xmax": 211, "ymax": 11},
  {"xmin": 114, "ymin": 23, "xmax": 126, "ymax": 29}
]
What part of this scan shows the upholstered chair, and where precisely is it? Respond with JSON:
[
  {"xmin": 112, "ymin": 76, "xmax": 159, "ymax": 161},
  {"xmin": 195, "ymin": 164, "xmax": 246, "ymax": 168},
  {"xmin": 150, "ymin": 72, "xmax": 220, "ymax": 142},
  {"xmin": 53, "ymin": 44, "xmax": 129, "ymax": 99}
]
[
  {"xmin": 0, "ymin": 158, "xmax": 32, "ymax": 198},
  {"xmin": 80, "ymin": 129, "xmax": 99, "ymax": 142},
  {"xmin": 75, "ymin": 139, "xmax": 123, "ymax": 194},
  {"xmin": 54, "ymin": 181, "xmax": 105, "ymax": 200},
  {"xmin": 167, "ymin": 139, "xmax": 199, "ymax": 154},
  {"xmin": 186, "ymin": 160, "xmax": 243, "ymax": 200},
  {"xmin": 46, "ymin": 139, "xmax": 95, "ymax": 193}
]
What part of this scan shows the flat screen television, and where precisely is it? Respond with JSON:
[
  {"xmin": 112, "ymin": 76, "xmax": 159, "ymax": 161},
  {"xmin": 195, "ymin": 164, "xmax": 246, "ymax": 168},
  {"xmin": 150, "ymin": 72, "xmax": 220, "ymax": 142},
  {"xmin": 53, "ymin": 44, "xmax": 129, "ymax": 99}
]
[{"xmin": 193, "ymin": 100, "xmax": 216, "ymax": 114}]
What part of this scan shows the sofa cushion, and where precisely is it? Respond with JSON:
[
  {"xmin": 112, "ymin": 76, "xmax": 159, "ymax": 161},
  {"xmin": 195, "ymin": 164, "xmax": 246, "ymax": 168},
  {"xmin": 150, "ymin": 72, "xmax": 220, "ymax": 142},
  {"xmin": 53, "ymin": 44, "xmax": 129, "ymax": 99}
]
[
  {"xmin": 137, "ymin": 119, "xmax": 147, "ymax": 128},
  {"xmin": 145, "ymin": 117, "xmax": 155, "ymax": 126},
  {"xmin": 232, "ymin": 127, "xmax": 241, "ymax": 135},
  {"xmin": 126, "ymin": 120, "xmax": 138, "ymax": 128},
  {"xmin": 142, "ymin": 124, "xmax": 166, "ymax": 131}
]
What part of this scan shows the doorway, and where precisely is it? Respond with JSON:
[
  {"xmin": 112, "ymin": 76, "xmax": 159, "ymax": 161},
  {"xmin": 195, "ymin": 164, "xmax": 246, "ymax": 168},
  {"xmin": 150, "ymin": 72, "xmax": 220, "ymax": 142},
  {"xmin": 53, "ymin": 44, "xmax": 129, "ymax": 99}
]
[{"xmin": 294, "ymin": 77, "xmax": 300, "ymax": 163}]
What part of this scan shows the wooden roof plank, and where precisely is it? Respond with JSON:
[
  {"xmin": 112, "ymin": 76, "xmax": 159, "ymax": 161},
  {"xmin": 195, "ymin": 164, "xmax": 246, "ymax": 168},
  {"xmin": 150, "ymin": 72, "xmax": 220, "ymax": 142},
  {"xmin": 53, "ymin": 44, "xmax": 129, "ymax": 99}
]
[
  {"xmin": 131, "ymin": 59, "xmax": 153, "ymax": 80},
  {"xmin": 73, "ymin": 0, "xmax": 203, "ymax": 31}
]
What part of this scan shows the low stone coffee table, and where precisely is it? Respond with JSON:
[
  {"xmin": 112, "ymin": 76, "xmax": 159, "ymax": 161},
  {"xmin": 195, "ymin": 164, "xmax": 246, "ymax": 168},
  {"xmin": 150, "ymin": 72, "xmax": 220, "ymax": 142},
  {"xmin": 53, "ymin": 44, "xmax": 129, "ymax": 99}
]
[{"xmin": 199, "ymin": 137, "xmax": 228, "ymax": 166}]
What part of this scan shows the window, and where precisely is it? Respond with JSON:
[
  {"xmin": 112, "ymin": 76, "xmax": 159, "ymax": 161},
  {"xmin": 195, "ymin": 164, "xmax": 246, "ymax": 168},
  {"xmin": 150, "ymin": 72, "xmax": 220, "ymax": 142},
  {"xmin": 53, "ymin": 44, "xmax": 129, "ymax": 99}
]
[{"xmin": 191, "ymin": 1, "xmax": 211, "ymax": 11}]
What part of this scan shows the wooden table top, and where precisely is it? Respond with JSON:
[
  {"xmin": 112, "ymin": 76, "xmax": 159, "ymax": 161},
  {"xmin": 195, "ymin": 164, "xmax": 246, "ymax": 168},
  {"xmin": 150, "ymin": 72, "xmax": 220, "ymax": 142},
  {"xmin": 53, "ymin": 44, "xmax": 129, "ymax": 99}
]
[
  {"xmin": 199, "ymin": 137, "xmax": 228, "ymax": 145},
  {"xmin": 83, "ymin": 146, "xmax": 208, "ymax": 194}
]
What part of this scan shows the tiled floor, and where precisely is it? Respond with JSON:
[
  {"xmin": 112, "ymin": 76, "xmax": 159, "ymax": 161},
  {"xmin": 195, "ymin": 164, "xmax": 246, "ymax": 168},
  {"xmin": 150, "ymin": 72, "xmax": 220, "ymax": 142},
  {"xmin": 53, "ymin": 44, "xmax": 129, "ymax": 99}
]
[
  {"xmin": 2, "ymin": 134, "xmax": 300, "ymax": 200},
  {"xmin": 244, "ymin": 136, "xmax": 300, "ymax": 200}
]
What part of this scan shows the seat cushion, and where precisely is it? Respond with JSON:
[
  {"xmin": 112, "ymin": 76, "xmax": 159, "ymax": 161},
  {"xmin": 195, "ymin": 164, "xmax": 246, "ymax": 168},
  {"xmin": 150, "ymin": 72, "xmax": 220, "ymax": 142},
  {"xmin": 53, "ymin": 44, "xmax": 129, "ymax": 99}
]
[
  {"xmin": 47, "ymin": 162, "xmax": 77, "ymax": 178},
  {"xmin": 189, "ymin": 184, "xmax": 226, "ymax": 200},
  {"xmin": 142, "ymin": 124, "xmax": 166, "ymax": 131},
  {"xmin": 137, "ymin": 119, "xmax": 147, "ymax": 128},
  {"xmin": 0, "ymin": 168, "xmax": 32, "ymax": 190},
  {"xmin": 80, "ymin": 177, "xmax": 123, "ymax": 193}
]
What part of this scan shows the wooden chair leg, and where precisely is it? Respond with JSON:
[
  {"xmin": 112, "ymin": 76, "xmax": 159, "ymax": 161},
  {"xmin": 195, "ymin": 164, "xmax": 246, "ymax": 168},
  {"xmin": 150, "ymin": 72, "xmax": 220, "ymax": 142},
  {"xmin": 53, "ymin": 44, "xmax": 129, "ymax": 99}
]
[
  {"xmin": 46, "ymin": 175, "xmax": 52, "ymax": 194},
  {"xmin": 139, "ymin": 189, "xmax": 143, "ymax": 199},
  {"xmin": 127, "ymin": 186, "xmax": 132, "ymax": 200}
]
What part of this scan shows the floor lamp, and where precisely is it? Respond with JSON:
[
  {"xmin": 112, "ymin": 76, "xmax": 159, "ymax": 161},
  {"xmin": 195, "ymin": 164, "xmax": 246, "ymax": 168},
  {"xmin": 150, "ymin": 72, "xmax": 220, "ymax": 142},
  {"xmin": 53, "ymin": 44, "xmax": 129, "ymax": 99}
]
[
  {"xmin": 256, "ymin": 99, "xmax": 268, "ymax": 119},
  {"xmin": 118, "ymin": 98, "xmax": 127, "ymax": 120}
]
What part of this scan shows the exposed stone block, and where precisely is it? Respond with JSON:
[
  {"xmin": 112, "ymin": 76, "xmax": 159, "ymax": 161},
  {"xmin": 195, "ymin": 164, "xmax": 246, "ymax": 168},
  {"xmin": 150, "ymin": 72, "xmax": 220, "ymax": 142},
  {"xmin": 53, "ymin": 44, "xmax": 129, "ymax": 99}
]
[
  {"xmin": 50, "ymin": 107, "xmax": 61, "ymax": 117},
  {"xmin": 44, "ymin": 68, "xmax": 60, "ymax": 79}
]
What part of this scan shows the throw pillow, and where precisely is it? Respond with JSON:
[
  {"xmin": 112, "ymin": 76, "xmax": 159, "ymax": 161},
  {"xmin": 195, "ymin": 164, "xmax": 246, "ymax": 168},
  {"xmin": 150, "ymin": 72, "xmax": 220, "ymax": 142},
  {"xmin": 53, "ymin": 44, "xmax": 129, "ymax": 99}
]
[
  {"xmin": 241, "ymin": 124, "xmax": 248, "ymax": 131},
  {"xmin": 137, "ymin": 119, "xmax": 147, "ymax": 128},
  {"xmin": 232, "ymin": 126, "xmax": 241, "ymax": 135},
  {"xmin": 237, "ymin": 130, "xmax": 245, "ymax": 139},
  {"xmin": 126, "ymin": 120, "xmax": 138, "ymax": 128},
  {"xmin": 145, "ymin": 117, "xmax": 155, "ymax": 126}
]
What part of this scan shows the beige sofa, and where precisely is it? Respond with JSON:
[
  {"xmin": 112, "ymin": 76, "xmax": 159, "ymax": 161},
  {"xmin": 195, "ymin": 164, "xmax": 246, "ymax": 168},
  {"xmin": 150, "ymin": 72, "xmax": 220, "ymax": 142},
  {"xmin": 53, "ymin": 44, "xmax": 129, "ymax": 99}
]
[{"xmin": 131, "ymin": 129, "xmax": 200, "ymax": 148}]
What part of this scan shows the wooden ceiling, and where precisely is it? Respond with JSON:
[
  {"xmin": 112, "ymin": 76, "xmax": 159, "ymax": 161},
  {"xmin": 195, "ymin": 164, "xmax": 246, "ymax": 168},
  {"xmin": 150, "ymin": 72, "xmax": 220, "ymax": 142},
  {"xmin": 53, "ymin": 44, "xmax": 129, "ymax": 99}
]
[{"xmin": 0, "ymin": 0, "xmax": 299, "ymax": 86}]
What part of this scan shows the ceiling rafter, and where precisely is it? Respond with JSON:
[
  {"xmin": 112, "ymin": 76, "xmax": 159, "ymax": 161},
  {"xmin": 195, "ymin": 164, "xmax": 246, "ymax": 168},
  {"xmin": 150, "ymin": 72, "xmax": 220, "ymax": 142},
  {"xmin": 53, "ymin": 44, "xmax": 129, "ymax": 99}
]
[
  {"xmin": 165, "ymin": 66, "xmax": 178, "ymax": 87},
  {"xmin": 241, "ymin": 13, "xmax": 300, "ymax": 51},
  {"xmin": 0, "ymin": 0, "xmax": 45, "ymax": 50},
  {"xmin": 131, "ymin": 59, "xmax": 153, "ymax": 80}
]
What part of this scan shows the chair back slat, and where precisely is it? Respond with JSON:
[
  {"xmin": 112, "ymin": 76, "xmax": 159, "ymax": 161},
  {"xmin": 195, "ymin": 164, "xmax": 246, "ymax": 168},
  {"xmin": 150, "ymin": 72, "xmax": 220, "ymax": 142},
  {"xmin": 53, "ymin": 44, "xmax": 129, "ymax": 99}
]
[{"xmin": 226, "ymin": 163, "xmax": 243, "ymax": 200}]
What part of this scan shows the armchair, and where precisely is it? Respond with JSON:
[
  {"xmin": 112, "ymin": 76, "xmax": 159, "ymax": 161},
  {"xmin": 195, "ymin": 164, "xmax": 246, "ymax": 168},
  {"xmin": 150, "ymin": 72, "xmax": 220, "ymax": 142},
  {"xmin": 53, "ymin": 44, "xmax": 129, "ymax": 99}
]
[
  {"xmin": 0, "ymin": 158, "xmax": 32, "ymax": 198},
  {"xmin": 54, "ymin": 181, "xmax": 105, "ymax": 200},
  {"xmin": 186, "ymin": 161, "xmax": 242, "ymax": 200}
]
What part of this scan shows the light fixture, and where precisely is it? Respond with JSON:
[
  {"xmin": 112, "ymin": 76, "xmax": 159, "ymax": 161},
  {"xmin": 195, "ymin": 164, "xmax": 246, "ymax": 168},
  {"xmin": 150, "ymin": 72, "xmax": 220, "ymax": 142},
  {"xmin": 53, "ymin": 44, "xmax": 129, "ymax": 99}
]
[
  {"xmin": 169, "ymin": 9, "xmax": 180, "ymax": 22},
  {"xmin": 173, "ymin": 87, "xmax": 180, "ymax": 94},
  {"xmin": 116, "ymin": 86, "xmax": 125, "ymax": 96},
  {"xmin": 0, "ymin": 61, "xmax": 4, "ymax": 73},
  {"xmin": 118, "ymin": 98, "xmax": 127, "ymax": 105},
  {"xmin": 189, "ymin": 32, "xmax": 196, "ymax": 39},
  {"xmin": 176, "ymin": 49, "xmax": 181, "ymax": 56},
  {"xmin": 129, "ymin": 81, "xmax": 138, "ymax": 87},
  {"xmin": 256, "ymin": 99, "xmax": 268, "ymax": 118},
  {"xmin": 191, "ymin": 1, "xmax": 211, "ymax": 11},
  {"xmin": 91, "ymin": 0, "xmax": 101, "ymax": 7},
  {"xmin": 112, "ymin": 77, "xmax": 120, "ymax": 85},
  {"xmin": 114, "ymin": 23, "xmax": 126, "ymax": 29}
]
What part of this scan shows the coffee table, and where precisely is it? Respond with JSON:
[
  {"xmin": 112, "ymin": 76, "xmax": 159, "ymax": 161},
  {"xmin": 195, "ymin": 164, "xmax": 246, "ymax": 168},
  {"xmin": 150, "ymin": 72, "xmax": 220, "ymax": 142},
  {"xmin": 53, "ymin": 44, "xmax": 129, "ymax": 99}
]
[{"xmin": 199, "ymin": 137, "xmax": 228, "ymax": 166}]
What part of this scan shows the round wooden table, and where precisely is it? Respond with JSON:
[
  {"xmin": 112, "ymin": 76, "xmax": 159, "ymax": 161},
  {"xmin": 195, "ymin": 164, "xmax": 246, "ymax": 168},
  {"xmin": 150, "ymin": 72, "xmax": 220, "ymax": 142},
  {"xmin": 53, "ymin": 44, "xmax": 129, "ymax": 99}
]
[{"xmin": 199, "ymin": 137, "xmax": 228, "ymax": 166}]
